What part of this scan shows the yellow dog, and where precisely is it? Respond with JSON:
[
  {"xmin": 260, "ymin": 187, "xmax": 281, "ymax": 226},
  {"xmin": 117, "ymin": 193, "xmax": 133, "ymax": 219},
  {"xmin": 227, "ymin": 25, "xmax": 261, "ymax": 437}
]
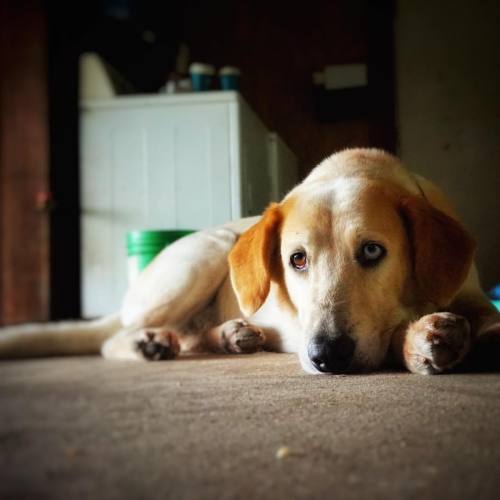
[{"xmin": 1, "ymin": 149, "xmax": 498, "ymax": 374}]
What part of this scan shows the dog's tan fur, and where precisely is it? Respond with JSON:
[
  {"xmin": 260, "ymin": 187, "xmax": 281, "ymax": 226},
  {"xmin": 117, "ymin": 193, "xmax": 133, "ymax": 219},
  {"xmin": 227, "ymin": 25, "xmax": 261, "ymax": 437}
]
[
  {"xmin": 229, "ymin": 150, "xmax": 489, "ymax": 373},
  {"xmin": 1, "ymin": 149, "xmax": 498, "ymax": 374}
]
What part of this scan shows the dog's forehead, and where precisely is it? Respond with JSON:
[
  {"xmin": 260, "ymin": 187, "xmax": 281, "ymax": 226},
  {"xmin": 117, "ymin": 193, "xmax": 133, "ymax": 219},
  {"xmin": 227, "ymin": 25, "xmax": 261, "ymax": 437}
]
[{"xmin": 281, "ymin": 177, "xmax": 401, "ymax": 239}]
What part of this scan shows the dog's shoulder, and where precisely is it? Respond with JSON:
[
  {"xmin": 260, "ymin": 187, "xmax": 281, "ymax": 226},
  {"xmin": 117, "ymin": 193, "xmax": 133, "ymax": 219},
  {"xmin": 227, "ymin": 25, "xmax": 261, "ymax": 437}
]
[{"xmin": 410, "ymin": 174, "xmax": 459, "ymax": 218}]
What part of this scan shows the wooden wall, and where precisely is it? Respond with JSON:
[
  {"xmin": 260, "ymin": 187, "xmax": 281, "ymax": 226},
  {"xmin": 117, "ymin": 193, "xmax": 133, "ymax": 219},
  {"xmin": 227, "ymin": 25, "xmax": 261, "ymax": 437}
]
[
  {"xmin": 181, "ymin": 0, "xmax": 396, "ymax": 177},
  {"xmin": 0, "ymin": 0, "xmax": 50, "ymax": 324}
]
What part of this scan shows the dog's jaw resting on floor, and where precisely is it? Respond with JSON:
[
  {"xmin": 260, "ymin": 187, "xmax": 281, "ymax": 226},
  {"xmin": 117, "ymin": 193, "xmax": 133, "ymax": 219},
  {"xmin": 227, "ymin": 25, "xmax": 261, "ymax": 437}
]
[{"xmin": 1, "ymin": 148, "xmax": 499, "ymax": 374}]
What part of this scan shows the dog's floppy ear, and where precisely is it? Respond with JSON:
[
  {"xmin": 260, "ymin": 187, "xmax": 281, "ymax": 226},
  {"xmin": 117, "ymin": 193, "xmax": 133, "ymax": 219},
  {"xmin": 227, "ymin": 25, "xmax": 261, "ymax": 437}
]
[
  {"xmin": 399, "ymin": 196, "xmax": 476, "ymax": 308},
  {"xmin": 228, "ymin": 203, "xmax": 282, "ymax": 316}
]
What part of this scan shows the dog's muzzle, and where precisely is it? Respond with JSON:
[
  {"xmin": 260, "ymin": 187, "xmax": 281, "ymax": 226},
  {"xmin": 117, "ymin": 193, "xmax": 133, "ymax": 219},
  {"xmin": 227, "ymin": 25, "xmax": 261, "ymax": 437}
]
[{"xmin": 307, "ymin": 331, "xmax": 356, "ymax": 373}]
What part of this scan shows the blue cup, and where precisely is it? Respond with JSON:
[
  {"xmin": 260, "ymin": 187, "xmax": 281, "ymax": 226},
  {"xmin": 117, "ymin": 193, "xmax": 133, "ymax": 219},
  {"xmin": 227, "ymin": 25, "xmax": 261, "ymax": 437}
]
[
  {"xmin": 189, "ymin": 63, "xmax": 215, "ymax": 91},
  {"xmin": 219, "ymin": 66, "xmax": 241, "ymax": 91},
  {"xmin": 191, "ymin": 74, "xmax": 213, "ymax": 91}
]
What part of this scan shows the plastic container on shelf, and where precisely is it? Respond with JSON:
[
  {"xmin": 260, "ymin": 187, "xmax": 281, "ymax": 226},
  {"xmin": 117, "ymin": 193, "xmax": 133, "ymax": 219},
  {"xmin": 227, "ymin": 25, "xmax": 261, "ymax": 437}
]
[
  {"xmin": 189, "ymin": 62, "xmax": 215, "ymax": 91},
  {"xmin": 219, "ymin": 66, "xmax": 241, "ymax": 90}
]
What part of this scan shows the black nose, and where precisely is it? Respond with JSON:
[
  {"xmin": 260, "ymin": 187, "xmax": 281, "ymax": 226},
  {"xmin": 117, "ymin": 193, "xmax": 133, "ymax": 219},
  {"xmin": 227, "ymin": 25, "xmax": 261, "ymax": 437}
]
[{"xmin": 308, "ymin": 332, "xmax": 356, "ymax": 373}]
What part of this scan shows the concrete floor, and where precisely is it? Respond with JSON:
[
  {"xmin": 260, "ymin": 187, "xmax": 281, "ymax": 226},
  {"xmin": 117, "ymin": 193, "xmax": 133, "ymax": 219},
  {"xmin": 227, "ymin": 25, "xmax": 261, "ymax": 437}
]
[{"xmin": 1, "ymin": 353, "xmax": 500, "ymax": 500}]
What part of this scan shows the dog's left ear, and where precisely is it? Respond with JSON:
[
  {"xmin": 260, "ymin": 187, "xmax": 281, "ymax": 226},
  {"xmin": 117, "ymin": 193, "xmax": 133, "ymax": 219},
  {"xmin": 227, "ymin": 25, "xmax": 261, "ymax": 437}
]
[
  {"xmin": 228, "ymin": 204, "xmax": 282, "ymax": 316},
  {"xmin": 399, "ymin": 196, "xmax": 476, "ymax": 308}
]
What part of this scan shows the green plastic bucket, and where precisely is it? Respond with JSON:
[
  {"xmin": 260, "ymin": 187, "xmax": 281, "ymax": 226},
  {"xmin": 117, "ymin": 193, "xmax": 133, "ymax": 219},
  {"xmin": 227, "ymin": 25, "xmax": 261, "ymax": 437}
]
[{"xmin": 126, "ymin": 229, "xmax": 194, "ymax": 283}]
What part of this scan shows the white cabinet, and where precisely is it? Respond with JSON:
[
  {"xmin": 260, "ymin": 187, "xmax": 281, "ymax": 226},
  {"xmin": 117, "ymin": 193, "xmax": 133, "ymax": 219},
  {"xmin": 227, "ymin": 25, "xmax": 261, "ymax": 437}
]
[{"xmin": 80, "ymin": 91, "xmax": 297, "ymax": 317}]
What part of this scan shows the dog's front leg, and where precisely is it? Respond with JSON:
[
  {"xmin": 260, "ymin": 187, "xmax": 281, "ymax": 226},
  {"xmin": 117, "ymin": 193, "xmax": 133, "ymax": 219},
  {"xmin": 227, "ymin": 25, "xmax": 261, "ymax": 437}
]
[
  {"xmin": 391, "ymin": 313, "xmax": 472, "ymax": 375},
  {"xmin": 101, "ymin": 327, "xmax": 180, "ymax": 361},
  {"xmin": 200, "ymin": 319, "xmax": 266, "ymax": 354}
]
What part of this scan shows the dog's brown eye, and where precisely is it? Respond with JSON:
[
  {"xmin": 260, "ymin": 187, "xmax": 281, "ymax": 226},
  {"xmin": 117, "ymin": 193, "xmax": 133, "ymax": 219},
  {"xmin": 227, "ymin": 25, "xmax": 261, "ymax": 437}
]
[
  {"xmin": 357, "ymin": 242, "xmax": 386, "ymax": 267},
  {"xmin": 290, "ymin": 251, "xmax": 308, "ymax": 271}
]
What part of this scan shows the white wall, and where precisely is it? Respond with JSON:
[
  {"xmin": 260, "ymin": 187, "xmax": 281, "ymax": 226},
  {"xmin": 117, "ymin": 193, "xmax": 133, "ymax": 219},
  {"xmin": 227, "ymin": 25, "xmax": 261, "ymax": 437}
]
[{"xmin": 396, "ymin": 0, "xmax": 500, "ymax": 289}]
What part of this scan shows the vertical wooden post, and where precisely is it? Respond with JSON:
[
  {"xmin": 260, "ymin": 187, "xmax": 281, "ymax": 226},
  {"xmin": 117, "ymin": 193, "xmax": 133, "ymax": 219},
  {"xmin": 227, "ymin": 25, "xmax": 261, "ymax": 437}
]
[{"xmin": 0, "ymin": 0, "xmax": 50, "ymax": 324}]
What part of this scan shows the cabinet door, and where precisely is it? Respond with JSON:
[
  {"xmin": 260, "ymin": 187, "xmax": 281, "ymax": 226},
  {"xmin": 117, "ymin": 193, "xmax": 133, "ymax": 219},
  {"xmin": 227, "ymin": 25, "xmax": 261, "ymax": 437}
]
[
  {"xmin": 81, "ymin": 101, "xmax": 232, "ymax": 317},
  {"xmin": 145, "ymin": 103, "xmax": 233, "ymax": 228}
]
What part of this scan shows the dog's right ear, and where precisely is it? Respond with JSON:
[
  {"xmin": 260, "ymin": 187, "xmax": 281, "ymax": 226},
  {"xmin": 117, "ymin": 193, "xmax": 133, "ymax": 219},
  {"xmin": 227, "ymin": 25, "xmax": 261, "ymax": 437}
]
[{"xmin": 228, "ymin": 204, "xmax": 282, "ymax": 317}]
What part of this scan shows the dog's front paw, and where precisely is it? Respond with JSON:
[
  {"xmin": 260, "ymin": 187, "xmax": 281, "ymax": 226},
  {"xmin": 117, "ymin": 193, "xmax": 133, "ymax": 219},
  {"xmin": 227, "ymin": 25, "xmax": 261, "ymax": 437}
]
[
  {"xmin": 404, "ymin": 312, "xmax": 471, "ymax": 374},
  {"xmin": 220, "ymin": 319, "xmax": 265, "ymax": 354},
  {"xmin": 136, "ymin": 329, "xmax": 180, "ymax": 361}
]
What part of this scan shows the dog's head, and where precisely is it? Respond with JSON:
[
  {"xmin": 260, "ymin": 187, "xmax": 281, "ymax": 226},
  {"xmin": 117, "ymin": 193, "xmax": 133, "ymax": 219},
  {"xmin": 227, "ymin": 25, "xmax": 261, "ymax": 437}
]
[{"xmin": 228, "ymin": 151, "xmax": 476, "ymax": 374}]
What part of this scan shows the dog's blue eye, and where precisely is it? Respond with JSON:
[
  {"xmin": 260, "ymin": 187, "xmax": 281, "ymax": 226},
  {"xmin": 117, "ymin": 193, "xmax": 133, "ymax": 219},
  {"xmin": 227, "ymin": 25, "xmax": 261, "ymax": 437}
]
[
  {"xmin": 290, "ymin": 251, "xmax": 308, "ymax": 271},
  {"xmin": 357, "ymin": 243, "xmax": 386, "ymax": 267}
]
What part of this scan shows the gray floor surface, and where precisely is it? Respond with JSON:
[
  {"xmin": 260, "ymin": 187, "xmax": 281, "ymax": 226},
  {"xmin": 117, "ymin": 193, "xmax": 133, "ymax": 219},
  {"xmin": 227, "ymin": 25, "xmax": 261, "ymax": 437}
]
[{"xmin": 1, "ymin": 353, "xmax": 500, "ymax": 500}]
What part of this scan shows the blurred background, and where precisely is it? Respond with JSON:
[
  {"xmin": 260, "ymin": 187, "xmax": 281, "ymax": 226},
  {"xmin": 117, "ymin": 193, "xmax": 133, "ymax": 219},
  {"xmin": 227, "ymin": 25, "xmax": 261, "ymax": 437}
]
[{"xmin": 0, "ymin": 0, "xmax": 499, "ymax": 325}]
